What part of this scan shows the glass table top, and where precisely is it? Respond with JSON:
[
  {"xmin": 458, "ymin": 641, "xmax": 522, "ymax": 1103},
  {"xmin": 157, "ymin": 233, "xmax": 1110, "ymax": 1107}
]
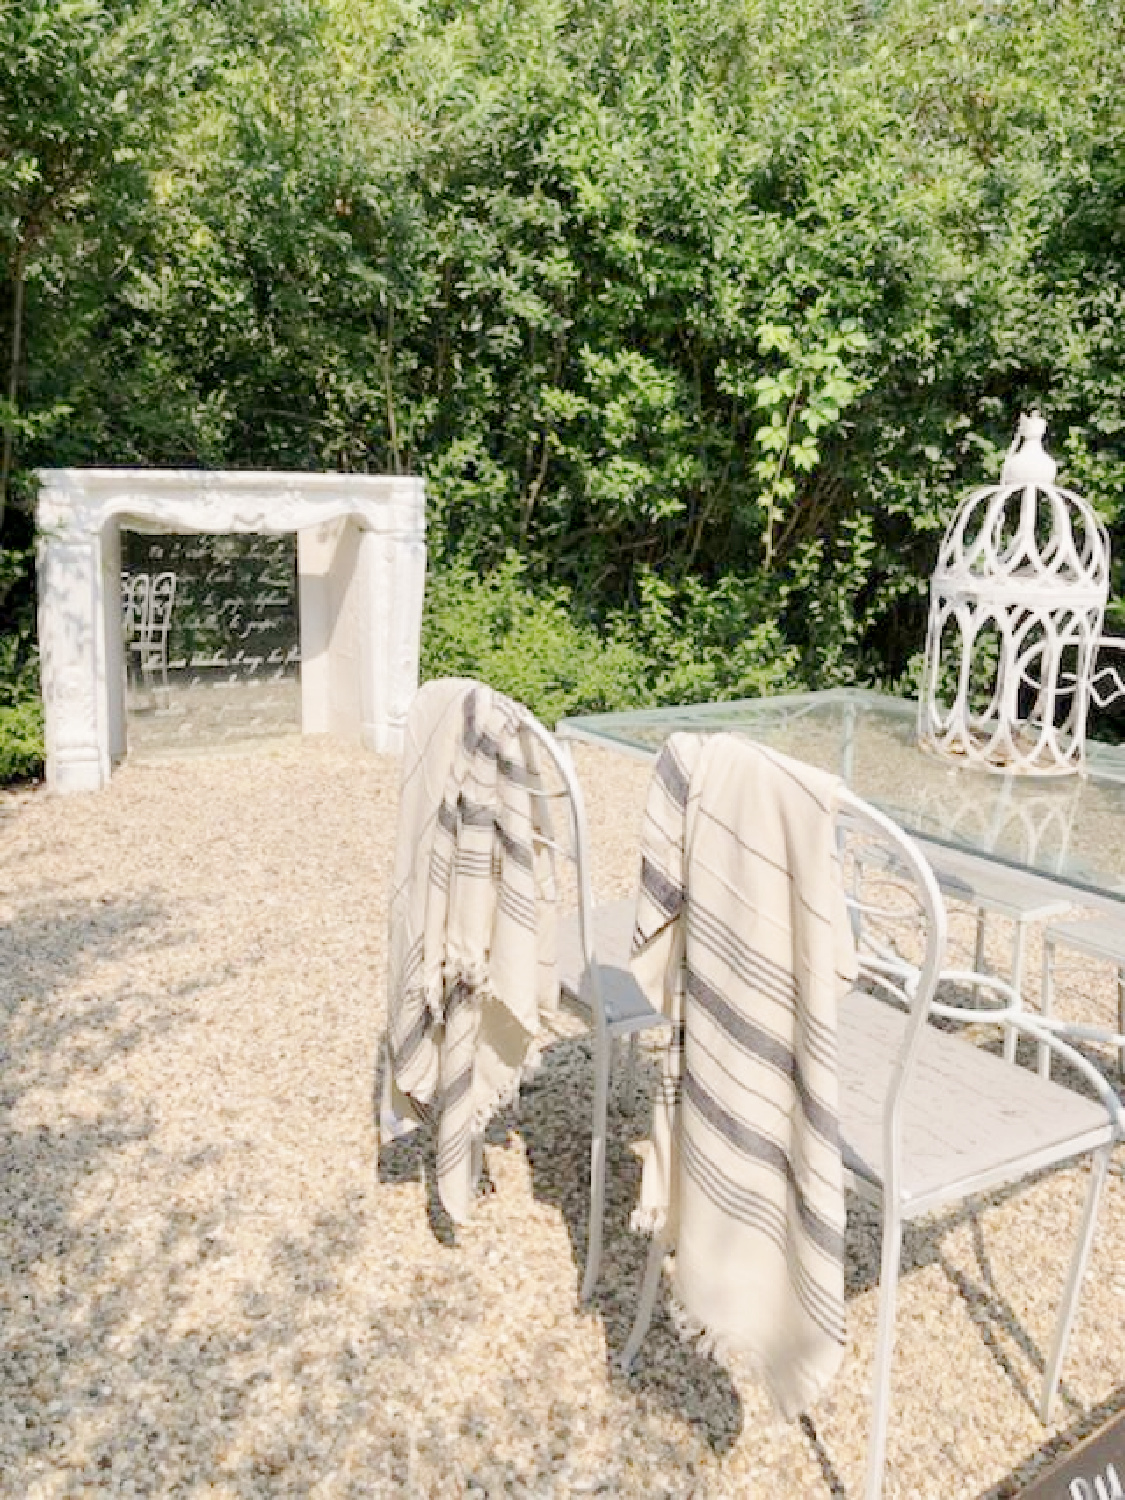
[{"xmin": 557, "ymin": 688, "xmax": 1125, "ymax": 905}]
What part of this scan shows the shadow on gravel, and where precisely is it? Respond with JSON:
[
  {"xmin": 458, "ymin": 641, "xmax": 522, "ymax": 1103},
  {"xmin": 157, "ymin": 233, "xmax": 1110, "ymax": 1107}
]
[
  {"xmin": 0, "ymin": 896, "xmax": 441, "ymax": 1493},
  {"xmin": 376, "ymin": 1013, "xmax": 1116, "ymax": 1490},
  {"xmin": 0, "ymin": 894, "xmax": 171, "ymax": 1480},
  {"xmin": 980, "ymin": 1383, "xmax": 1125, "ymax": 1498},
  {"xmin": 512, "ymin": 1044, "xmax": 1062, "ymax": 1478},
  {"xmin": 377, "ymin": 1028, "xmax": 747, "ymax": 1458},
  {"xmin": 518, "ymin": 1035, "xmax": 746, "ymax": 1456},
  {"xmin": 527, "ymin": 1036, "xmax": 1101, "ymax": 1448}
]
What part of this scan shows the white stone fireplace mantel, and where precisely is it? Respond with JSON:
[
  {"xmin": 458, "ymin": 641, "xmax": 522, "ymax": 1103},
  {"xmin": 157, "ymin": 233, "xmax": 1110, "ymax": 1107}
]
[{"xmin": 37, "ymin": 467, "xmax": 427, "ymax": 792}]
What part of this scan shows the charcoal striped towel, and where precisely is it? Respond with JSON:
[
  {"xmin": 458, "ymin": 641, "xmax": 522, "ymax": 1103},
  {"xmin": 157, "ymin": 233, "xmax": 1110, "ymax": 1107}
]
[
  {"xmin": 385, "ymin": 678, "xmax": 558, "ymax": 1222},
  {"xmin": 630, "ymin": 732, "xmax": 857, "ymax": 1417}
]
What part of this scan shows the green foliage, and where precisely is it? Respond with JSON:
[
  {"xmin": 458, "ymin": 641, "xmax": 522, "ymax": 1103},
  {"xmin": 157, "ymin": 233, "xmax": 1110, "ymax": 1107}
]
[
  {"xmin": 740, "ymin": 314, "xmax": 869, "ymax": 568},
  {"xmin": 420, "ymin": 554, "xmax": 800, "ymax": 721},
  {"xmin": 6, "ymin": 0, "xmax": 1125, "ymax": 726},
  {"xmin": 621, "ymin": 569, "xmax": 799, "ymax": 705},
  {"xmin": 0, "ymin": 697, "xmax": 44, "ymax": 785},
  {"xmin": 0, "ymin": 0, "xmax": 204, "ymax": 691},
  {"xmin": 421, "ymin": 555, "xmax": 647, "ymax": 723},
  {"xmin": 0, "ymin": 640, "xmax": 43, "ymax": 783}
]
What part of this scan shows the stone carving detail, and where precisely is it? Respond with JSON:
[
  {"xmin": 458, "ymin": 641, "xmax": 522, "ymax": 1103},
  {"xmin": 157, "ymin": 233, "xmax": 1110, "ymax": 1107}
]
[
  {"xmin": 39, "ymin": 468, "xmax": 423, "ymax": 539},
  {"xmin": 37, "ymin": 469, "xmax": 427, "ymax": 792}
]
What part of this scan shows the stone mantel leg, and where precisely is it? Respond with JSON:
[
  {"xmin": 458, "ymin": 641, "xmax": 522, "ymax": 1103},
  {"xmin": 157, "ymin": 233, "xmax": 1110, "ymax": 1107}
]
[
  {"xmin": 38, "ymin": 531, "xmax": 111, "ymax": 793},
  {"xmin": 297, "ymin": 521, "xmax": 426, "ymax": 755},
  {"xmin": 366, "ymin": 530, "xmax": 426, "ymax": 754}
]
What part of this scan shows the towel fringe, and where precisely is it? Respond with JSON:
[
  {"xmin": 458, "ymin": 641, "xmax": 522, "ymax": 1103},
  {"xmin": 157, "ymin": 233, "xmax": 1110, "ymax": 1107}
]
[
  {"xmin": 629, "ymin": 1205, "xmax": 668, "ymax": 1236},
  {"xmin": 662, "ymin": 1280, "xmax": 840, "ymax": 1422},
  {"xmin": 466, "ymin": 1037, "xmax": 544, "ymax": 1136}
]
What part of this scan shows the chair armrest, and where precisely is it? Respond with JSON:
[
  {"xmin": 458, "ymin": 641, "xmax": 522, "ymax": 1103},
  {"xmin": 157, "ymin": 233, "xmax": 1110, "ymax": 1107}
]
[{"xmin": 931, "ymin": 969, "xmax": 1125, "ymax": 1135}]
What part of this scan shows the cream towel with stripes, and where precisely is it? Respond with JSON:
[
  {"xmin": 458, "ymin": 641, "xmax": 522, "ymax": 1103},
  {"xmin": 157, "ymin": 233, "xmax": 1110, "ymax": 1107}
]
[
  {"xmin": 385, "ymin": 678, "xmax": 557, "ymax": 1222},
  {"xmin": 630, "ymin": 732, "xmax": 857, "ymax": 1417}
]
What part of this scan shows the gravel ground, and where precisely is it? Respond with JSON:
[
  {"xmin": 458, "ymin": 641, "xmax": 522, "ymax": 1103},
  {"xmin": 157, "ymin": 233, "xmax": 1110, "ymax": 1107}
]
[{"xmin": 1, "ymin": 735, "xmax": 1123, "ymax": 1498}]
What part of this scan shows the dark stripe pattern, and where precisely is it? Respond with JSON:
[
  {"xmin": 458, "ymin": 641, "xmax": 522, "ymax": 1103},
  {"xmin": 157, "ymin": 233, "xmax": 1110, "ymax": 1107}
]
[
  {"xmin": 384, "ymin": 678, "xmax": 559, "ymax": 1223},
  {"xmin": 629, "ymin": 730, "xmax": 855, "ymax": 1414}
]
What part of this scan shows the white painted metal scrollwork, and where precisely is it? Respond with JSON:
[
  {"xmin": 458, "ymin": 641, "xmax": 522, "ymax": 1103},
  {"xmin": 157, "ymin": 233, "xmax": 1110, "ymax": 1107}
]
[
  {"xmin": 918, "ymin": 414, "xmax": 1111, "ymax": 775},
  {"xmin": 1088, "ymin": 636, "xmax": 1125, "ymax": 710}
]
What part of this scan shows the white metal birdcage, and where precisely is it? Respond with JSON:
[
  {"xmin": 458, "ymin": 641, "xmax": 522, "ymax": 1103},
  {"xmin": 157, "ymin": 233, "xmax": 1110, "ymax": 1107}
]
[{"xmin": 918, "ymin": 413, "xmax": 1111, "ymax": 775}]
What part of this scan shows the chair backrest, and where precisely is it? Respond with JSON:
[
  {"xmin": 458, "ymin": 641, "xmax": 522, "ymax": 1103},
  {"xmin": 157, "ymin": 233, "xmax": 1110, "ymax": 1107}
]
[
  {"xmin": 836, "ymin": 788, "xmax": 948, "ymax": 1171},
  {"xmin": 121, "ymin": 571, "xmax": 150, "ymax": 637},
  {"xmin": 147, "ymin": 571, "xmax": 177, "ymax": 643},
  {"xmin": 500, "ymin": 716, "xmax": 957, "ymax": 1163},
  {"xmin": 514, "ymin": 707, "xmax": 609, "ymax": 1042},
  {"xmin": 812, "ymin": 781, "xmax": 1121, "ymax": 1189}
]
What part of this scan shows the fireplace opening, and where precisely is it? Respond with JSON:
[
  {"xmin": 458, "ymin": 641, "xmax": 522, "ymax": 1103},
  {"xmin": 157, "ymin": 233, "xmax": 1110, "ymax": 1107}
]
[{"xmin": 120, "ymin": 530, "xmax": 301, "ymax": 758}]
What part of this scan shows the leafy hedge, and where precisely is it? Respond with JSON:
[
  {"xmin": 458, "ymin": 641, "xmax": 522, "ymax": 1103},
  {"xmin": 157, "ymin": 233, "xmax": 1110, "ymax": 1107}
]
[
  {"xmin": 3, "ymin": 0, "xmax": 1125, "ymax": 772},
  {"xmin": 0, "ymin": 698, "xmax": 43, "ymax": 786},
  {"xmin": 0, "ymin": 635, "xmax": 42, "ymax": 784},
  {"xmin": 421, "ymin": 554, "xmax": 800, "ymax": 722}
]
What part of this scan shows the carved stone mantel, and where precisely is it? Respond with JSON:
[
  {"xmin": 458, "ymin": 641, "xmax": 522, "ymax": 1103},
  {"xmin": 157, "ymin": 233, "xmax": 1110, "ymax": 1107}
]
[{"xmin": 37, "ymin": 468, "xmax": 427, "ymax": 792}]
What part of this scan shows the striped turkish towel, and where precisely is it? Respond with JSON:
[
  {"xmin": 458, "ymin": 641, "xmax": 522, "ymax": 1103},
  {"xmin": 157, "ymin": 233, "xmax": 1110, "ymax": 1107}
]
[
  {"xmin": 385, "ymin": 677, "xmax": 558, "ymax": 1222},
  {"xmin": 630, "ymin": 732, "xmax": 857, "ymax": 1417}
]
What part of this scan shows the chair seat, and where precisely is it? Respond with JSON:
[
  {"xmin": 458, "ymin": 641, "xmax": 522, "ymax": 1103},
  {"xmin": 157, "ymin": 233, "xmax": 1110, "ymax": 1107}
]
[
  {"xmin": 557, "ymin": 898, "xmax": 668, "ymax": 1035},
  {"xmin": 839, "ymin": 987, "xmax": 1115, "ymax": 1215},
  {"xmin": 921, "ymin": 843, "xmax": 1072, "ymax": 921},
  {"xmin": 1045, "ymin": 914, "xmax": 1125, "ymax": 966}
]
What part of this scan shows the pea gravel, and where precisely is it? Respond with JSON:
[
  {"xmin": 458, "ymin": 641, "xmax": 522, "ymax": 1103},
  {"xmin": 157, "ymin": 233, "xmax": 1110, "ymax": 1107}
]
[{"xmin": 1, "ymin": 735, "xmax": 1123, "ymax": 1498}]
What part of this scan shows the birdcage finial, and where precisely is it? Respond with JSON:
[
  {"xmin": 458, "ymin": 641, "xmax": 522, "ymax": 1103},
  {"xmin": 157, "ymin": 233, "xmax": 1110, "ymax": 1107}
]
[{"xmin": 1000, "ymin": 411, "xmax": 1057, "ymax": 487}]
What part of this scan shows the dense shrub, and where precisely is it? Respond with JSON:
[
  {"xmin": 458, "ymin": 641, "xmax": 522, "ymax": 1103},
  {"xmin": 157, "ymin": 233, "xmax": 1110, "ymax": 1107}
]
[
  {"xmin": 0, "ymin": 698, "xmax": 43, "ymax": 785},
  {"xmin": 3, "ymin": 0, "xmax": 1125, "ymax": 750},
  {"xmin": 421, "ymin": 556, "xmax": 648, "ymax": 722},
  {"xmin": 421, "ymin": 554, "xmax": 802, "ymax": 721},
  {"xmin": 0, "ymin": 638, "xmax": 42, "ymax": 783}
]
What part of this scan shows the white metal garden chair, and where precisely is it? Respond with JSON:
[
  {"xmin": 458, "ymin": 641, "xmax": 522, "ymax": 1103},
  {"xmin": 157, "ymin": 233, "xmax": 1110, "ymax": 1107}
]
[
  {"xmin": 616, "ymin": 773, "xmax": 1123, "ymax": 1500},
  {"xmin": 122, "ymin": 568, "xmax": 177, "ymax": 703},
  {"xmin": 918, "ymin": 843, "xmax": 1072, "ymax": 1064},
  {"xmin": 120, "ymin": 570, "xmax": 150, "ymax": 688},
  {"xmin": 519, "ymin": 710, "xmax": 671, "ymax": 1302},
  {"xmin": 1040, "ymin": 913, "xmax": 1125, "ymax": 1080},
  {"xmin": 378, "ymin": 688, "xmax": 668, "ymax": 1301},
  {"xmin": 854, "ymin": 836, "xmax": 1073, "ymax": 1065},
  {"xmin": 132, "ymin": 569, "xmax": 177, "ymax": 701}
]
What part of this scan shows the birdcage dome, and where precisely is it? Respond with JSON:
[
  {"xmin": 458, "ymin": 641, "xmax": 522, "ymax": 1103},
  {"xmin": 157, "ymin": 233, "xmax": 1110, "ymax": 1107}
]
[{"xmin": 918, "ymin": 413, "xmax": 1110, "ymax": 775}]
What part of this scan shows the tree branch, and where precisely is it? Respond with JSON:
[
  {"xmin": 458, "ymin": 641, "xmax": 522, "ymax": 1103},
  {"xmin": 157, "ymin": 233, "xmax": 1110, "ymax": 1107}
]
[{"xmin": 0, "ymin": 243, "xmax": 29, "ymax": 539}]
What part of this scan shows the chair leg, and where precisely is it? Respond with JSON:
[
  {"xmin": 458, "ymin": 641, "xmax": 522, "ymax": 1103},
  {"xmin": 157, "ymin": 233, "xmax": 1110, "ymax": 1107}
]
[
  {"xmin": 972, "ymin": 906, "xmax": 987, "ymax": 1004},
  {"xmin": 1117, "ymin": 968, "xmax": 1125, "ymax": 1079},
  {"xmin": 620, "ymin": 1233, "xmax": 666, "ymax": 1372},
  {"xmin": 624, "ymin": 1033, "xmax": 640, "ymax": 1111},
  {"xmin": 864, "ymin": 1205, "xmax": 906, "ymax": 1500},
  {"xmin": 378, "ymin": 1038, "xmax": 421, "ymax": 1144},
  {"xmin": 1040, "ymin": 936, "xmax": 1056, "ymax": 1079},
  {"xmin": 580, "ymin": 1031, "xmax": 611, "ymax": 1303},
  {"xmin": 377, "ymin": 1037, "xmax": 393, "ymax": 1144},
  {"xmin": 470, "ymin": 1131, "xmax": 484, "ymax": 1196},
  {"xmin": 1004, "ymin": 918, "xmax": 1027, "ymax": 1065},
  {"xmin": 1040, "ymin": 1146, "xmax": 1112, "ymax": 1424}
]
